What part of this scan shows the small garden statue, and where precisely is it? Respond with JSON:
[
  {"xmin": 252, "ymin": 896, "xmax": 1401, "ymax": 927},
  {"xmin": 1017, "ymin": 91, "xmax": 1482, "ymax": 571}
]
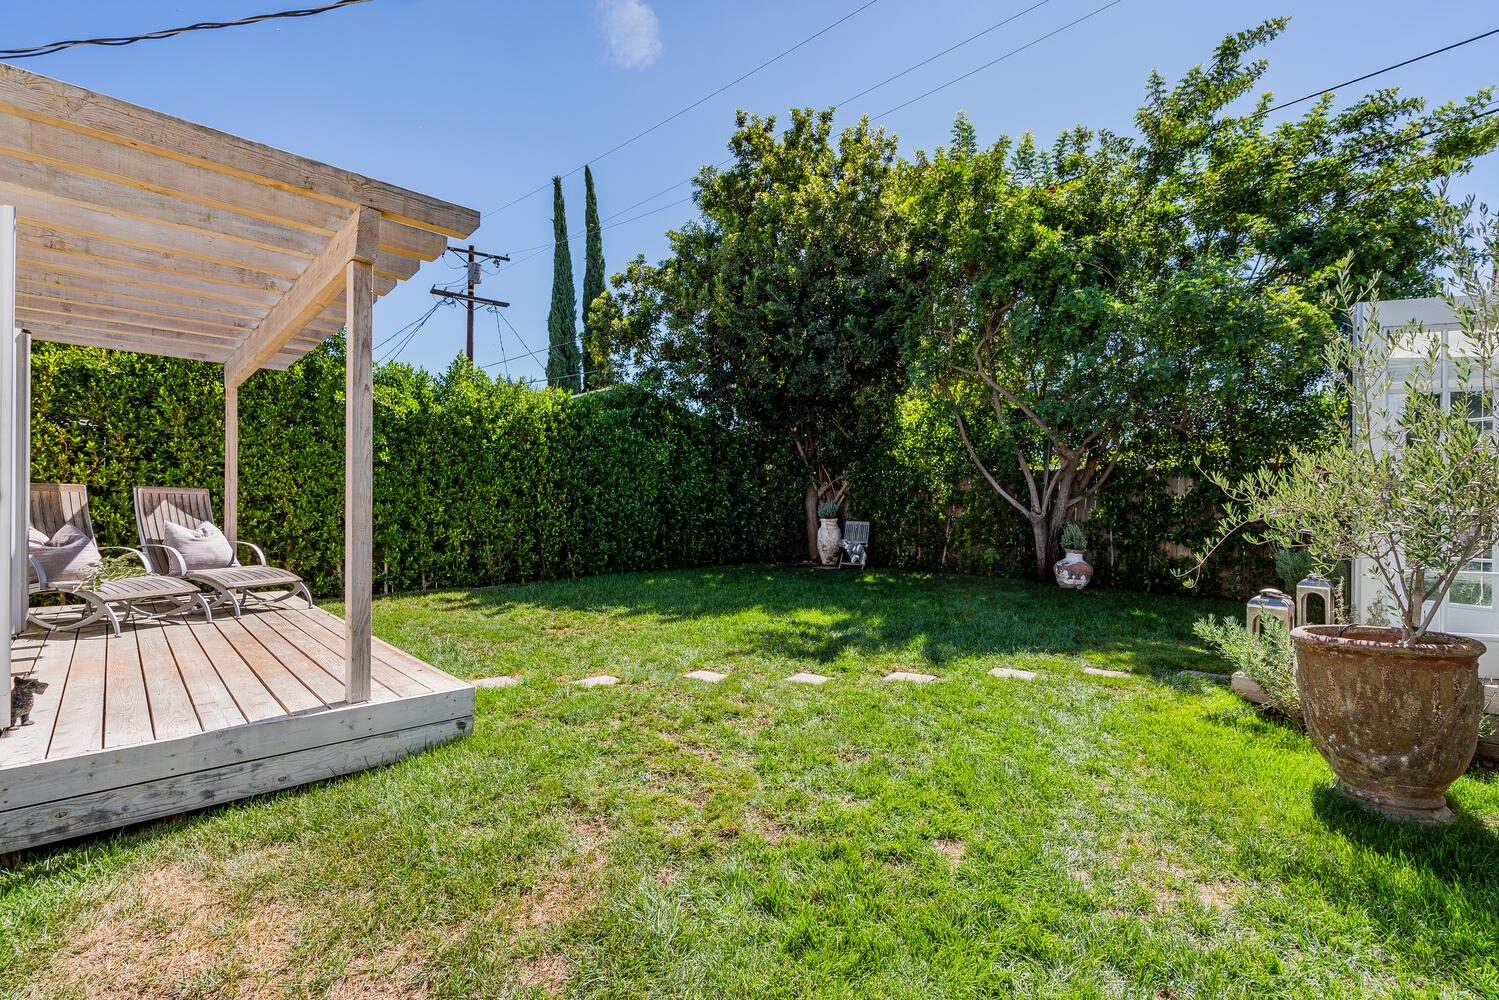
[{"xmin": 1054, "ymin": 522, "xmax": 1093, "ymax": 589}]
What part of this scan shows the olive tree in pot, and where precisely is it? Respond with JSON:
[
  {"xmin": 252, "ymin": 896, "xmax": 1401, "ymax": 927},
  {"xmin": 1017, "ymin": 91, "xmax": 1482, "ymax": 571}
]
[{"xmin": 1193, "ymin": 220, "xmax": 1499, "ymax": 824}]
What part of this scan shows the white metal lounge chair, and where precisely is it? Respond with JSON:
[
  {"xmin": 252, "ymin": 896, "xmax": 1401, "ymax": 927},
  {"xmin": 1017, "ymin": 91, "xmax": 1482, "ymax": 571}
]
[
  {"xmin": 28, "ymin": 483, "xmax": 211, "ymax": 636},
  {"xmin": 133, "ymin": 486, "xmax": 313, "ymax": 618},
  {"xmin": 838, "ymin": 520, "xmax": 870, "ymax": 569}
]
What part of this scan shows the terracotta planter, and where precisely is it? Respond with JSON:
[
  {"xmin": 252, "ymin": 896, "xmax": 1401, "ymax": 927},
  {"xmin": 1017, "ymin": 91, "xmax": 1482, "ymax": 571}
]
[
  {"xmin": 816, "ymin": 518, "xmax": 842, "ymax": 566},
  {"xmin": 1291, "ymin": 624, "xmax": 1485, "ymax": 825},
  {"xmin": 1053, "ymin": 549, "xmax": 1093, "ymax": 589}
]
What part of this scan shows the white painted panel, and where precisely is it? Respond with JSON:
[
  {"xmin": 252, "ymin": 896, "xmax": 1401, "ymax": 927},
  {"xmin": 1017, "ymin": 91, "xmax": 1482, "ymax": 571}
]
[{"xmin": 0, "ymin": 205, "xmax": 17, "ymax": 638}]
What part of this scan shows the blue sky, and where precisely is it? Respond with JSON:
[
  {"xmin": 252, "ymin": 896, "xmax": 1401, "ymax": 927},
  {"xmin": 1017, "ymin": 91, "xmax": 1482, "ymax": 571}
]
[{"xmin": 9, "ymin": 1, "xmax": 1499, "ymax": 381}]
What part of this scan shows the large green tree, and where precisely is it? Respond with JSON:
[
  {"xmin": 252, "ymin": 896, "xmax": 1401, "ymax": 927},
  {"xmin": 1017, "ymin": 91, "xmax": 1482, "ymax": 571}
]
[
  {"xmin": 580, "ymin": 165, "xmax": 614, "ymax": 390},
  {"xmin": 901, "ymin": 19, "xmax": 1499, "ymax": 580},
  {"xmin": 546, "ymin": 175, "xmax": 581, "ymax": 391},
  {"xmin": 609, "ymin": 108, "xmax": 908, "ymax": 557}
]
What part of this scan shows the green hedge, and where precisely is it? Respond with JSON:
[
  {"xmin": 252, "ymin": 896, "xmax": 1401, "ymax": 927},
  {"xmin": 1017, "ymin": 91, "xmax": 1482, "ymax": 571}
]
[
  {"xmin": 30, "ymin": 340, "xmax": 802, "ymax": 597},
  {"xmin": 29, "ymin": 340, "xmax": 1269, "ymax": 599}
]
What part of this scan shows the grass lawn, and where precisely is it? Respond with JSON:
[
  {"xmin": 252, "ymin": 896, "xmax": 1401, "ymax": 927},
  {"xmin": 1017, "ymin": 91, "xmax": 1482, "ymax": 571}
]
[{"xmin": 2, "ymin": 566, "xmax": 1497, "ymax": 999}]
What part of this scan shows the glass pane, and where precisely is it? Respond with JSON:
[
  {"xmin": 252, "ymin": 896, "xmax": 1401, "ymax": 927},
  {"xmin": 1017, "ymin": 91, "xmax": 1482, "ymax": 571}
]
[
  {"xmin": 1453, "ymin": 390, "xmax": 1492, "ymax": 420},
  {"xmin": 1450, "ymin": 576, "xmax": 1494, "ymax": 608}
]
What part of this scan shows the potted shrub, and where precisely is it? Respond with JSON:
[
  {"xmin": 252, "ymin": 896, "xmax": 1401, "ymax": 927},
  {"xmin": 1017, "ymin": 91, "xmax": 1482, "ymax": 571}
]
[
  {"xmin": 1054, "ymin": 522, "xmax": 1093, "ymax": 589},
  {"xmin": 815, "ymin": 500, "xmax": 842, "ymax": 566},
  {"xmin": 1191, "ymin": 228, "xmax": 1499, "ymax": 824}
]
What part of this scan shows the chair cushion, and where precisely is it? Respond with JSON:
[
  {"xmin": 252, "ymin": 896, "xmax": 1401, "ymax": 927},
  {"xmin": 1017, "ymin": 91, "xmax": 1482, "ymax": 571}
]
[
  {"xmin": 29, "ymin": 522, "xmax": 103, "ymax": 586},
  {"xmin": 162, "ymin": 519, "xmax": 235, "ymax": 571}
]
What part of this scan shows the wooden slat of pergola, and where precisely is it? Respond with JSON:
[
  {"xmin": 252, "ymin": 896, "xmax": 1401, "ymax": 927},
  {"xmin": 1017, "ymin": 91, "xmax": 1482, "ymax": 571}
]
[{"xmin": 0, "ymin": 63, "xmax": 478, "ymax": 367}]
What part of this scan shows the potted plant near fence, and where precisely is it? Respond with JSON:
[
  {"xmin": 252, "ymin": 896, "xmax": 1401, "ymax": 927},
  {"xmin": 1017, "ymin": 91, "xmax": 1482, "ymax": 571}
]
[
  {"xmin": 816, "ymin": 500, "xmax": 842, "ymax": 566},
  {"xmin": 1191, "ymin": 222, "xmax": 1499, "ymax": 824},
  {"xmin": 1055, "ymin": 522, "xmax": 1093, "ymax": 589}
]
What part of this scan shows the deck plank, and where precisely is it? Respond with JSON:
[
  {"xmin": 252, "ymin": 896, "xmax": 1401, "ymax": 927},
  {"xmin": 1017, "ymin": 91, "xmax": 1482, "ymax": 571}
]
[
  {"xmin": 298, "ymin": 606, "xmax": 470, "ymax": 693},
  {"xmin": 235, "ymin": 613, "xmax": 359, "ymax": 706},
  {"xmin": 251, "ymin": 612, "xmax": 402, "ymax": 700},
  {"xmin": 103, "ymin": 627, "xmax": 154, "ymax": 749},
  {"xmin": 214, "ymin": 618, "xmax": 325, "ymax": 714},
  {"xmin": 186, "ymin": 619, "xmax": 289, "ymax": 723},
  {"xmin": 263, "ymin": 611, "xmax": 418, "ymax": 699},
  {"xmin": 161, "ymin": 623, "xmax": 247, "ymax": 733},
  {"xmin": 2, "ymin": 632, "xmax": 76, "ymax": 765},
  {"xmin": 136, "ymin": 625, "xmax": 201, "ymax": 741},
  {"xmin": 47, "ymin": 631, "xmax": 108, "ymax": 758}
]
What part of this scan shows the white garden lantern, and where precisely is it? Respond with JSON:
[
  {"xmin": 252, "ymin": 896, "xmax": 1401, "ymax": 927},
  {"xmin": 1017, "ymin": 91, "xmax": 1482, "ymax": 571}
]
[
  {"xmin": 1246, "ymin": 588, "xmax": 1294, "ymax": 635},
  {"xmin": 1296, "ymin": 575, "xmax": 1336, "ymax": 626}
]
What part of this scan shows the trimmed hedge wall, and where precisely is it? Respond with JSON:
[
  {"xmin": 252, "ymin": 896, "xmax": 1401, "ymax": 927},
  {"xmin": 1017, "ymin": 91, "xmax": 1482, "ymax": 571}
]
[
  {"xmin": 29, "ymin": 339, "xmax": 1268, "ymax": 599},
  {"xmin": 30, "ymin": 340, "xmax": 802, "ymax": 597}
]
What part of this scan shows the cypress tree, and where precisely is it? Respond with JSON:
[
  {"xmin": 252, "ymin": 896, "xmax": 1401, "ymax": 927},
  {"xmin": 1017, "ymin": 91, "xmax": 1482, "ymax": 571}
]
[
  {"xmin": 545, "ymin": 175, "xmax": 581, "ymax": 391},
  {"xmin": 581, "ymin": 165, "xmax": 613, "ymax": 390}
]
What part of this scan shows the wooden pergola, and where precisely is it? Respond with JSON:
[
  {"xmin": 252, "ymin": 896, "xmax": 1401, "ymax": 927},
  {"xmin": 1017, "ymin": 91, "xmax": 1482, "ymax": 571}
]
[
  {"xmin": 0, "ymin": 63, "xmax": 479, "ymax": 700},
  {"xmin": 0, "ymin": 65, "xmax": 481, "ymax": 853}
]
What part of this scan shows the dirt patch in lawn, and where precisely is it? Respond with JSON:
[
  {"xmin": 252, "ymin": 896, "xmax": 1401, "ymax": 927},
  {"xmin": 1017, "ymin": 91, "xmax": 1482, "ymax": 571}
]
[
  {"xmin": 40, "ymin": 856, "xmax": 301, "ymax": 999},
  {"xmin": 514, "ymin": 952, "xmax": 572, "ymax": 995}
]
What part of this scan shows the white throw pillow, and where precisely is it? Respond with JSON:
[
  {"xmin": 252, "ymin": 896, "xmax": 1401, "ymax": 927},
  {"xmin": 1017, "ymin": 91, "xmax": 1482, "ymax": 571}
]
[
  {"xmin": 29, "ymin": 522, "xmax": 104, "ymax": 586},
  {"xmin": 162, "ymin": 519, "xmax": 235, "ymax": 571}
]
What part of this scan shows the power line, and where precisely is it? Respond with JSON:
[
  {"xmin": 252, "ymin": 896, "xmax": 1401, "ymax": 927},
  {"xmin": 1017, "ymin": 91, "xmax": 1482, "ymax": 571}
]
[
  {"xmin": 839, "ymin": 0, "xmax": 1053, "ymax": 108},
  {"xmin": 377, "ymin": 300, "xmax": 449, "ymax": 365},
  {"xmin": 0, "ymin": 0, "xmax": 373, "ymax": 59},
  {"xmin": 493, "ymin": 0, "xmax": 1122, "ymax": 259},
  {"xmin": 873, "ymin": 0, "xmax": 1126, "ymax": 119},
  {"xmin": 481, "ymin": 0, "xmax": 883, "ymax": 219},
  {"xmin": 1249, "ymin": 25, "xmax": 1499, "ymax": 122}
]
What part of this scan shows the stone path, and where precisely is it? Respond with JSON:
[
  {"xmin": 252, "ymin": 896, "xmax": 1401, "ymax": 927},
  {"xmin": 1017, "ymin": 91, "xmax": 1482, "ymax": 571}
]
[
  {"xmin": 573, "ymin": 674, "xmax": 620, "ymax": 688},
  {"xmin": 469, "ymin": 663, "xmax": 1181, "ymax": 692}
]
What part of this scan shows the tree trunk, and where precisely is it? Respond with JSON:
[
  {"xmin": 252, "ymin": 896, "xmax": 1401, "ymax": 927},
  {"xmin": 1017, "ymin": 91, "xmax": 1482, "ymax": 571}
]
[
  {"xmin": 804, "ymin": 483, "xmax": 820, "ymax": 561},
  {"xmin": 1031, "ymin": 517, "xmax": 1051, "ymax": 582}
]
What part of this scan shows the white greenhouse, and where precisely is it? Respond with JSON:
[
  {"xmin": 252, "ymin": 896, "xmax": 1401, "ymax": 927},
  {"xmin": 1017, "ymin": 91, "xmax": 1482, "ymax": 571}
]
[{"xmin": 1351, "ymin": 295, "xmax": 1499, "ymax": 695}]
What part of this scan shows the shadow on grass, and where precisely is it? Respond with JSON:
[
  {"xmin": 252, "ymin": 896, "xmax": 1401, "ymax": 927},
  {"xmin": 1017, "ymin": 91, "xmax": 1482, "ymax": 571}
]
[
  {"xmin": 435, "ymin": 565, "xmax": 1239, "ymax": 673},
  {"xmin": 1310, "ymin": 783, "xmax": 1499, "ymax": 874}
]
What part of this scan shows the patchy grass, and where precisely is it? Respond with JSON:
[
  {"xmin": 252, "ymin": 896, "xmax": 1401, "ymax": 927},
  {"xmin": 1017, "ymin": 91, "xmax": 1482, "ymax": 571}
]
[{"xmin": 2, "ymin": 566, "xmax": 1496, "ymax": 999}]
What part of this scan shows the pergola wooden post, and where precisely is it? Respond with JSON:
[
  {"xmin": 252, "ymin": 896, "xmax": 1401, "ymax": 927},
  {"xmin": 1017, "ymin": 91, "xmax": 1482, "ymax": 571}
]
[
  {"xmin": 223, "ymin": 206, "xmax": 381, "ymax": 703},
  {"xmin": 224, "ymin": 381, "xmax": 238, "ymax": 543}
]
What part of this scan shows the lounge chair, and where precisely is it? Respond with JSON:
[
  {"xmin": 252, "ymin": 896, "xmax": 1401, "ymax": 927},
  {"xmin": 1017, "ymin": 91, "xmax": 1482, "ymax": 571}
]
[
  {"xmin": 27, "ymin": 483, "xmax": 211, "ymax": 636},
  {"xmin": 133, "ymin": 486, "xmax": 313, "ymax": 618},
  {"xmin": 838, "ymin": 520, "xmax": 870, "ymax": 569}
]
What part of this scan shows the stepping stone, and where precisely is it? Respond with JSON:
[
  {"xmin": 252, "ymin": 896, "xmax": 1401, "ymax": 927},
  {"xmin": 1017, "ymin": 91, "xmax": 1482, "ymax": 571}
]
[
  {"xmin": 1082, "ymin": 667, "xmax": 1130, "ymax": 679},
  {"xmin": 884, "ymin": 671, "xmax": 939, "ymax": 683},
  {"xmin": 988, "ymin": 667, "xmax": 1037, "ymax": 681},
  {"xmin": 683, "ymin": 669, "xmax": 728, "ymax": 683},
  {"xmin": 787, "ymin": 672, "xmax": 829, "ymax": 685},
  {"xmin": 473, "ymin": 675, "xmax": 520, "ymax": 689},
  {"xmin": 1177, "ymin": 669, "xmax": 1228, "ymax": 682},
  {"xmin": 573, "ymin": 674, "xmax": 619, "ymax": 688}
]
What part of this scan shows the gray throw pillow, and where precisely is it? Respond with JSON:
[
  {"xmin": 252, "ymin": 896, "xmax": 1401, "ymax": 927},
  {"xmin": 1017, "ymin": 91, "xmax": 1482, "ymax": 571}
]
[
  {"xmin": 162, "ymin": 519, "xmax": 235, "ymax": 571},
  {"xmin": 29, "ymin": 522, "xmax": 104, "ymax": 586}
]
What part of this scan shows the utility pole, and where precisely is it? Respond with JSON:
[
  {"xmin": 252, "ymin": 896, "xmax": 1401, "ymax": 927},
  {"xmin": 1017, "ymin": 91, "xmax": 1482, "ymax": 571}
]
[
  {"xmin": 464, "ymin": 244, "xmax": 475, "ymax": 361},
  {"xmin": 436, "ymin": 245, "xmax": 510, "ymax": 361}
]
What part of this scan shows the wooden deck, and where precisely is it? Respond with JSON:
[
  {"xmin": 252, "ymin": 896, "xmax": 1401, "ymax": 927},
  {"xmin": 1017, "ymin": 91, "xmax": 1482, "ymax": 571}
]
[{"xmin": 1, "ymin": 605, "xmax": 474, "ymax": 854}]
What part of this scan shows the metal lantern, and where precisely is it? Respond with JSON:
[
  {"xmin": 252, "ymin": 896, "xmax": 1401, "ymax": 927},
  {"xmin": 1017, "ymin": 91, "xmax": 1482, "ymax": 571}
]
[
  {"xmin": 1246, "ymin": 587, "xmax": 1294, "ymax": 635},
  {"xmin": 1296, "ymin": 575, "xmax": 1336, "ymax": 626}
]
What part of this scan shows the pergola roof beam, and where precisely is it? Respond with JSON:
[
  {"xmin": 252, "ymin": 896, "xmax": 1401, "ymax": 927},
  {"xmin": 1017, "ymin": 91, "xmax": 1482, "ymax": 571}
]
[
  {"xmin": 0, "ymin": 66, "xmax": 480, "ymax": 238},
  {"xmin": 225, "ymin": 207, "xmax": 379, "ymax": 387}
]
